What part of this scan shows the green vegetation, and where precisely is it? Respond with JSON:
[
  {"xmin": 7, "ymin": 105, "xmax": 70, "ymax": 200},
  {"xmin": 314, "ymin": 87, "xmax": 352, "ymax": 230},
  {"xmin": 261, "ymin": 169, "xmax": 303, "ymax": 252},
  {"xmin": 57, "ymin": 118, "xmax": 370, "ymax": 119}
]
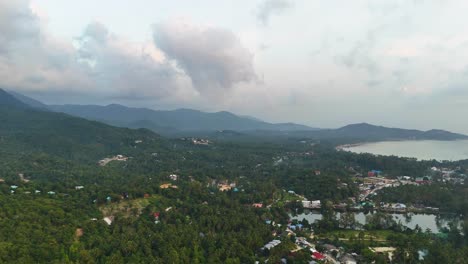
[{"xmin": 0, "ymin": 93, "xmax": 467, "ymax": 262}]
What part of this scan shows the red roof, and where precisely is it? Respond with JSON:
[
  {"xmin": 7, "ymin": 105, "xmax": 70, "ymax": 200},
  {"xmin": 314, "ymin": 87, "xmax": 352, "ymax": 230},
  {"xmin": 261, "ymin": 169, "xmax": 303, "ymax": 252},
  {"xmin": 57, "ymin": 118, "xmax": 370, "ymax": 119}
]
[
  {"xmin": 312, "ymin": 252, "xmax": 325, "ymax": 260},
  {"xmin": 153, "ymin": 212, "xmax": 160, "ymax": 218}
]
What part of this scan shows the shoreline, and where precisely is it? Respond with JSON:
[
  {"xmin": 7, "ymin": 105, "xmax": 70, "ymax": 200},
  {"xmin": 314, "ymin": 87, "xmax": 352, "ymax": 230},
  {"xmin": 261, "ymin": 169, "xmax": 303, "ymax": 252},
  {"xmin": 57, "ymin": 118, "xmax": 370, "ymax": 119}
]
[{"xmin": 335, "ymin": 140, "xmax": 468, "ymax": 161}]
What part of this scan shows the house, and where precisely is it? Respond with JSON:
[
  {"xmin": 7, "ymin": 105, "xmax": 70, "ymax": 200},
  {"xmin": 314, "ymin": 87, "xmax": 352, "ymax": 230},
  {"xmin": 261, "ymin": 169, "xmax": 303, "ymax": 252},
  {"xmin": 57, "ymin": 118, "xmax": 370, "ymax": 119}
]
[
  {"xmin": 323, "ymin": 244, "xmax": 338, "ymax": 252},
  {"xmin": 312, "ymin": 252, "xmax": 325, "ymax": 260},
  {"xmin": 160, "ymin": 183, "xmax": 178, "ymax": 189},
  {"xmin": 314, "ymin": 170, "xmax": 321, "ymax": 176},
  {"xmin": 75, "ymin": 228, "xmax": 84, "ymax": 238},
  {"xmin": 218, "ymin": 184, "xmax": 232, "ymax": 191},
  {"xmin": 340, "ymin": 253, "xmax": 357, "ymax": 264},
  {"xmin": 252, "ymin": 203, "xmax": 263, "ymax": 208},
  {"xmin": 35, "ymin": 190, "xmax": 41, "ymax": 194},
  {"xmin": 415, "ymin": 176, "xmax": 432, "ymax": 184},
  {"xmin": 262, "ymin": 240, "xmax": 281, "ymax": 250},
  {"xmin": 169, "ymin": 174, "xmax": 178, "ymax": 181},
  {"xmin": 160, "ymin": 183, "xmax": 172, "ymax": 189},
  {"xmin": 192, "ymin": 138, "xmax": 210, "ymax": 145},
  {"xmin": 115, "ymin": 155, "xmax": 127, "ymax": 160},
  {"xmin": 370, "ymin": 247, "xmax": 396, "ymax": 261},
  {"xmin": 47, "ymin": 191, "xmax": 56, "ymax": 195},
  {"xmin": 288, "ymin": 190, "xmax": 296, "ymax": 194},
  {"xmin": 10, "ymin": 185, "xmax": 18, "ymax": 189},
  {"xmin": 295, "ymin": 237, "xmax": 313, "ymax": 247},
  {"xmin": 75, "ymin": 186, "xmax": 84, "ymax": 190},
  {"xmin": 153, "ymin": 212, "xmax": 160, "ymax": 220},
  {"xmin": 392, "ymin": 203, "xmax": 406, "ymax": 210},
  {"xmin": 103, "ymin": 216, "xmax": 114, "ymax": 225},
  {"xmin": 311, "ymin": 200, "xmax": 321, "ymax": 208}
]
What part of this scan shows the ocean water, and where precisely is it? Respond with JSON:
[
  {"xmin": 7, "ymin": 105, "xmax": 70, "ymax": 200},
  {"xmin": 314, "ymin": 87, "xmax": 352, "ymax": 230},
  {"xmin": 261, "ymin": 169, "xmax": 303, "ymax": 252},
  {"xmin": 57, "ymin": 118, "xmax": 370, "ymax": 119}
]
[{"xmin": 342, "ymin": 140, "xmax": 468, "ymax": 161}]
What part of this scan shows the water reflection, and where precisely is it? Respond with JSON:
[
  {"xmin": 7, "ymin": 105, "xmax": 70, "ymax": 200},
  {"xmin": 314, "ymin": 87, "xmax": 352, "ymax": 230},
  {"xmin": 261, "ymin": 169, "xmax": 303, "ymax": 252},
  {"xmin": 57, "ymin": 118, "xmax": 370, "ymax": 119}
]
[{"xmin": 290, "ymin": 210, "xmax": 459, "ymax": 233}]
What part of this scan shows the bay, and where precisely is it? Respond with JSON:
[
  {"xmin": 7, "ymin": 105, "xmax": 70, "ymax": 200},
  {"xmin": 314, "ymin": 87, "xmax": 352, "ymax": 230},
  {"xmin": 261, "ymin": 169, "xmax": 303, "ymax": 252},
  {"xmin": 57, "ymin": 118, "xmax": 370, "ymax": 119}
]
[{"xmin": 342, "ymin": 140, "xmax": 468, "ymax": 161}]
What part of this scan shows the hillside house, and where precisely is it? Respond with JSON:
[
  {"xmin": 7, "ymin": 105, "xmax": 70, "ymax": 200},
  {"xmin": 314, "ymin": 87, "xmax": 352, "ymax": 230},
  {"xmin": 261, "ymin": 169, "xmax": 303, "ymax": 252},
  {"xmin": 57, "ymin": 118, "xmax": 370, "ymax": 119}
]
[{"xmin": 218, "ymin": 184, "xmax": 231, "ymax": 191}]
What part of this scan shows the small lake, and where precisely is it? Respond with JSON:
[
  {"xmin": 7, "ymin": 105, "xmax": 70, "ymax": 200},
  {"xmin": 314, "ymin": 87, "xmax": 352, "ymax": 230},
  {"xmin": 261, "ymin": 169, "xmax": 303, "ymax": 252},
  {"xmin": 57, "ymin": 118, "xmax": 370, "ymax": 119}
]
[
  {"xmin": 291, "ymin": 211, "xmax": 459, "ymax": 233},
  {"xmin": 342, "ymin": 140, "xmax": 468, "ymax": 161}
]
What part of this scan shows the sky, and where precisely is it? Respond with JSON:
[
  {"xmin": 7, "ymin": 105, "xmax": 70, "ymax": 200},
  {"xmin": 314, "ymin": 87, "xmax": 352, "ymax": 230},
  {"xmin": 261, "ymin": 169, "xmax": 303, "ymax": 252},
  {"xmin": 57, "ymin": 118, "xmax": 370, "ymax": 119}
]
[{"xmin": 2, "ymin": 0, "xmax": 468, "ymax": 132}]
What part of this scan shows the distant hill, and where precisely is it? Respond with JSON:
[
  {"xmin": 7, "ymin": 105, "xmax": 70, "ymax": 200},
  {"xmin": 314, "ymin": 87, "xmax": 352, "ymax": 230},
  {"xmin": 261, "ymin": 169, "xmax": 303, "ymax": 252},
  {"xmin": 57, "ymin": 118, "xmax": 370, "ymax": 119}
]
[
  {"xmin": 0, "ymin": 89, "xmax": 160, "ymax": 162},
  {"xmin": 7, "ymin": 90, "xmax": 467, "ymax": 141},
  {"xmin": 46, "ymin": 104, "xmax": 318, "ymax": 134},
  {"xmin": 300, "ymin": 123, "xmax": 468, "ymax": 141},
  {"xmin": 9, "ymin": 91, "xmax": 318, "ymax": 134}
]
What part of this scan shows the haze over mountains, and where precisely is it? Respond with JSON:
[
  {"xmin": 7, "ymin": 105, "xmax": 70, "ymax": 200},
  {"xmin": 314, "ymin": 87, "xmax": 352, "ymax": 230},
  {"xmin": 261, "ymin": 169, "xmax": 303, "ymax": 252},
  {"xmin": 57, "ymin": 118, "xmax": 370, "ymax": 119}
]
[
  {"xmin": 47, "ymin": 104, "xmax": 317, "ymax": 134},
  {"xmin": 4, "ymin": 89, "xmax": 468, "ymax": 141}
]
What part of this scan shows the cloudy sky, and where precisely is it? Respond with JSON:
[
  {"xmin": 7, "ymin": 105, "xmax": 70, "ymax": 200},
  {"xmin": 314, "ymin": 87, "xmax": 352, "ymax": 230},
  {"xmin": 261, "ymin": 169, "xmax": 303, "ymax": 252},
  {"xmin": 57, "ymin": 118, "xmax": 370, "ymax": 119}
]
[{"xmin": 2, "ymin": 0, "xmax": 468, "ymax": 132}]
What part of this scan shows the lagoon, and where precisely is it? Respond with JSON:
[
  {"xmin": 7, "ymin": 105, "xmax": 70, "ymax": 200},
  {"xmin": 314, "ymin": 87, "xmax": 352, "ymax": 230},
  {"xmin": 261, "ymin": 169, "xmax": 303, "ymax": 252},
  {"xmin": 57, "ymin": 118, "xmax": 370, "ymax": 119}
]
[
  {"xmin": 290, "ymin": 211, "xmax": 459, "ymax": 233},
  {"xmin": 342, "ymin": 140, "xmax": 468, "ymax": 161}
]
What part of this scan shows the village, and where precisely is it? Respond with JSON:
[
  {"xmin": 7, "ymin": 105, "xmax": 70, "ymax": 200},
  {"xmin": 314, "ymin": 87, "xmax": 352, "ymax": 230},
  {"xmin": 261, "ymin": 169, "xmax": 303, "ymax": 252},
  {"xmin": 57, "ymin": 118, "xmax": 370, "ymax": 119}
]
[{"xmin": 1, "ymin": 154, "xmax": 465, "ymax": 263}]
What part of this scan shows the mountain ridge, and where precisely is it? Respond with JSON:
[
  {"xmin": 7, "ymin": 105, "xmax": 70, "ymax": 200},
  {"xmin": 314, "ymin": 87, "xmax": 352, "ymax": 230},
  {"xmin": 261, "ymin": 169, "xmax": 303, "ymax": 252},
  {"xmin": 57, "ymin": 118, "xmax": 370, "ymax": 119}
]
[
  {"xmin": 5, "ymin": 89, "xmax": 468, "ymax": 141},
  {"xmin": 309, "ymin": 122, "xmax": 468, "ymax": 141},
  {"xmin": 46, "ymin": 103, "xmax": 318, "ymax": 134}
]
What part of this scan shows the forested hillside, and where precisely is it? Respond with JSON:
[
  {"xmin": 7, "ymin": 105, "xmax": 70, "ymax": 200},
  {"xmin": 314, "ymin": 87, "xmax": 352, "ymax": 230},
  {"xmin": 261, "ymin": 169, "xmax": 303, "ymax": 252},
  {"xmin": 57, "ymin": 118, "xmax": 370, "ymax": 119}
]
[
  {"xmin": 0, "ymin": 91, "xmax": 161, "ymax": 162},
  {"xmin": 0, "ymin": 89, "xmax": 467, "ymax": 263}
]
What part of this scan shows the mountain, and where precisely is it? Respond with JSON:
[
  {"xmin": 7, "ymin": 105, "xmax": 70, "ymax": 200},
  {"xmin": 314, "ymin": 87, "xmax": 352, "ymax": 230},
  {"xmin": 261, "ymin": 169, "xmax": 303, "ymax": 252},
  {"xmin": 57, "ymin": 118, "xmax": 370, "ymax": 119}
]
[
  {"xmin": 301, "ymin": 123, "xmax": 468, "ymax": 141},
  {"xmin": 0, "ymin": 89, "xmax": 160, "ymax": 162},
  {"xmin": 8, "ymin": 90, "xmax": 467, "ymax": 141},
  {"xmin": 6, "ymin": 90, "xmax": 49, "ymax": 109},
  {"xmin": 0, "ymin": 89, "xmax": 30, "ymax": 108},
  {"xmin": 9, "ymin": 91, "xmax": 317, "ymax": 134},
  {"xmin": 46, "ymin": 104, "xmax": 317, "ymax": 134}
]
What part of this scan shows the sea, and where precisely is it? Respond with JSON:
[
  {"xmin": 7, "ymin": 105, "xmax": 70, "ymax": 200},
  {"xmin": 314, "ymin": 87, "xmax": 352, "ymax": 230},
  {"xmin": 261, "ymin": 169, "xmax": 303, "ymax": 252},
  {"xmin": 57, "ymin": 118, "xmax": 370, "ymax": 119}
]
[{"xmin": 342, "ymin": 140, "xmax": 468, "ymax": 161}]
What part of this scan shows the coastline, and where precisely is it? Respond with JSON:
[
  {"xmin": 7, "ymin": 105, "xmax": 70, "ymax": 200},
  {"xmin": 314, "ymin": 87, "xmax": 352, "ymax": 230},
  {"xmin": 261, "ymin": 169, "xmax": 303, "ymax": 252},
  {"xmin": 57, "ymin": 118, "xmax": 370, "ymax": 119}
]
[{"xmin": 335, "ymin": 139, "xmax": 468, "ymax": 161}]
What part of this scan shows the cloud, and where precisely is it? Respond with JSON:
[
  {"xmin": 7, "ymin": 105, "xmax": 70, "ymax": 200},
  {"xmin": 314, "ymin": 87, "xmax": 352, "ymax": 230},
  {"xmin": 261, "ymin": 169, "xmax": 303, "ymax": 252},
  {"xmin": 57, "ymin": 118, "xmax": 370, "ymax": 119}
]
[
  {"xmin": 256, "ymin": 0, "xmax": 293, "ymax": 26},
  {"xmin": 0, "ymin": 0, "xmax": 256, "ymax": 105},
  {"xmin": 153, "ymin": 20, "xmax": 257, "ymax": 97},
  {"xmin": 0, "ymin": 0, "xmax": 86, "ymax": 93},
  {"xmin": 75, "ymin": 21, "xmax": 193, "ymax": 100}
]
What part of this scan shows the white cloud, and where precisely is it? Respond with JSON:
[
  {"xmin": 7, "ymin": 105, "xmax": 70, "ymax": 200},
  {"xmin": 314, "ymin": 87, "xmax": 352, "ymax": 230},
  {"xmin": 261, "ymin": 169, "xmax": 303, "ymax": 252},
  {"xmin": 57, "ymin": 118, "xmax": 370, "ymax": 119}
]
[
  {"xmin": 75, "ymin": 21, "xmax": 194, "ymax": 100},
  {"xmin": 153, "ymin": 19, "xmax": 257, "ymax": 98}
]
